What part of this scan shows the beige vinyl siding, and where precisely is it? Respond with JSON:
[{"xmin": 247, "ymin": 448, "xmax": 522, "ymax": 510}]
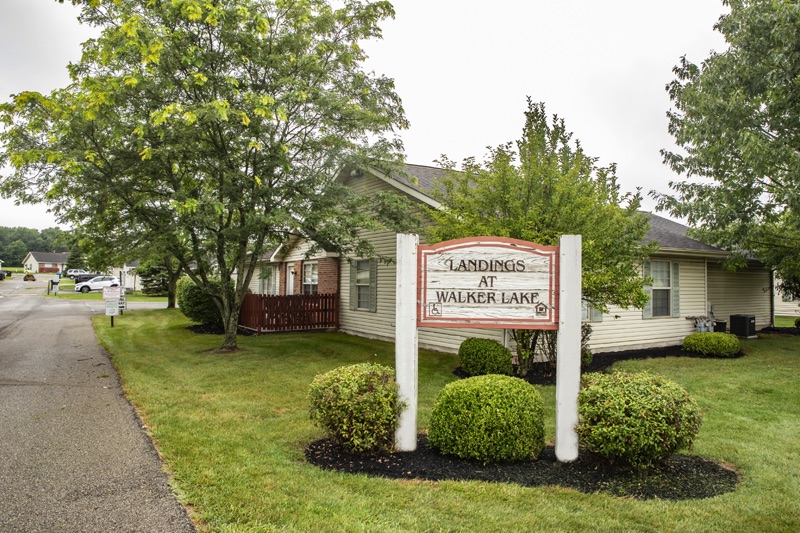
[
  {"xmin": 588, "ymin": 256, "xmax": 707, "ymax": 352},
  {"xmin": 707, "ymin": 262, "xmax": 772, "ymax": 329},
  {"xmin": 338, "ymin": 173, "xmax": 503, "ymax": 353},
  {"xmin": 247, "ymin": 265, "xmax": 263, "ymax": 294}
]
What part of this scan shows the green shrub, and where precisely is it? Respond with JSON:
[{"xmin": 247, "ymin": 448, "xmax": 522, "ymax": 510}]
[
  {"xmin": 577, "ymin": 372, "xmax": 703, "ymax": 469},
  {"xmin": 795, "ymin": 317, "xmax": 800, "ymax": 328},
  {"xmin": 458, "ymin": 338, "xmax": 513, "ymax": 376},
  {"xmin": 682, "ymin": 332, "xmax": 740, "ymax": 357},
  {"xmin": 308, "ymin": 363, "xmax": 404, "ymax": 453},
  {"xmin": 176, "ymin": 276, "xmax": 224, "ymax": 327},
  {"xmin": 428, "ymin": 375, "xmax": 545, "ymax": 462}
]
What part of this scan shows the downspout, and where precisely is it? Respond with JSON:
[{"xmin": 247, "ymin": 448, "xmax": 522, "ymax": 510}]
[
  {"xmin": 770, "ymin": 269, "xmax": 776, "ymax": 327},
  {"xmin": 704, "ymin": 258, "xmax": 709, "ymax": 316}
]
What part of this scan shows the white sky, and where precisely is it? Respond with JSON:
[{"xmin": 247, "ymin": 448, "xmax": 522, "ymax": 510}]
[{"xmin": 0, "ymin": 0, "xmax": 729, "ymax": 230}]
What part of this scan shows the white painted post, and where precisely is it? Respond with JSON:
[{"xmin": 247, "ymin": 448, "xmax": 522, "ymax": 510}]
[
  {"xmin": 555, "ymin": 234, "xmax": 582, "ymax": 462},
  {"xmin": 395, "ymin": 233, "xmax": 419, "ymax": 451}
]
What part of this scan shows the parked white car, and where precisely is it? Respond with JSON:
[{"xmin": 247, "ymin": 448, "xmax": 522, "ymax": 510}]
[
  {"xmin": 74, "ymin": 276, "xmax": 120, "ymax": 293},
  {"xmin": 66, "ymin": 269, "xmax": 88, "ymax": 279}
]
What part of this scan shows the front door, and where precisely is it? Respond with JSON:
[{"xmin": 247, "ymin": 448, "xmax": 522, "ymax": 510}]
[{"xmin": 286, "ymin": 265, "xmax": 295, "ymax": 295}]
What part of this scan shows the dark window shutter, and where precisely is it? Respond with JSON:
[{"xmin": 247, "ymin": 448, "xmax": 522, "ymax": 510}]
[
  {"xmin": 369, "ymin": 260, "xmax": 378, "ymax": 313},
  {"xmin": 671, "ymin": 261, "xmax": 681, "ymax": 317},
  {"xmin": 349, "ymin": 261, "xmax": 357, "ymax": 311},
  {"xmin": 642, "ymin": 261, "xmax": 652, "ymax": 319}
]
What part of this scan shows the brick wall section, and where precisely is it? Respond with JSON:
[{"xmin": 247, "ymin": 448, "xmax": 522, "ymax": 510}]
[
  {"xmin": 293, "ymin": 260, "xmax": 303, "ymax": 294},
  {"xmin": 278, "ymin": 265, "xmax": 287, "ymax": 295},
  {"xmin": 318, "ymin": 257, "xmax": 340, "ymax": 294}
]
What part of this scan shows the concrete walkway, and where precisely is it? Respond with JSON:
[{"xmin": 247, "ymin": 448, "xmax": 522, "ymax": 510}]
[{"xmin": 0, "ymin": 279, "xmax": 194, "ymax": 532}]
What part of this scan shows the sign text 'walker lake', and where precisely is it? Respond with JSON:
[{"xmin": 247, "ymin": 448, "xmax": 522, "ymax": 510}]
[{"xmin": 417, "ymin": 237, "xmax": 559, "ymax": 329}]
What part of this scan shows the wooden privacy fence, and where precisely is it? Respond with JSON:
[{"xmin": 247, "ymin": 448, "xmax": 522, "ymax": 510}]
[{"xmin": 239, "ymin": 293, "xmax": 339, "ymax": 333}]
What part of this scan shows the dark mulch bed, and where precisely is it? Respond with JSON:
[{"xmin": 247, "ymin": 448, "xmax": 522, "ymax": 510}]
[
  {"xmin": 760, "ymin": 326, "xmax": 800, "ymax": 335},
  {"xmin": 306, "ymin": 343, "xmax": 753, "ymax": 500},
  {"xmin": 186, "ymin": 324, "xmax": 257, "ymax": 336},
  {"xmin": 520, "ymin": 344, "xmax": 746, "ymax": 386},
  {"xmin": 306, "ymin": 435, "xmax": 739, "ymax": 500}
]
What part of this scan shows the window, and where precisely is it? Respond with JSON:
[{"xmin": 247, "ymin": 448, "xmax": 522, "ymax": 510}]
[
  {"xmin": 581, "ymin": 300, "xmax": 603, "ymax": 322},
  {"xmin": 260, "ymin": 265, "xmax": 279, "ymax": 295},
  {"xmin": 350, "ymin": 259, "xmax": 377, "ymax": 312},
  {"xmin": 356, "ymin": 260, "xmax": 371, "ymax": 309},
  {"xmin": 651, "ymin": 261, "xmax": 671, "ymax": 317},
  {"xmin": 643, "ymin": 260, "xmax": 680, "ymax": 319},
  {"xmin": 302, "ymin": 263, "xmax": 318, "ymax": 295}
]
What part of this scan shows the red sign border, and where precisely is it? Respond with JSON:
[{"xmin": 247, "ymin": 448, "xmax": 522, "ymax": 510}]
[{"xmin": 417, "ymin": 237, "xmax": 560, "ymax": 329}]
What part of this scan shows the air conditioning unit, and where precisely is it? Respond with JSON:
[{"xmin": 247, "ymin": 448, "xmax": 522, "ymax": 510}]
[{"xmin": 729, "ymin": 314, "xmax": 756, "ymax": 338}]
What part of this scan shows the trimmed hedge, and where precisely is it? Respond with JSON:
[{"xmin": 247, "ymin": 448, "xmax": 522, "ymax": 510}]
[
  {"xmin": 577, "ymin": 372, "xmax": 703, "ymax": 469},
  {"xmin": 458, "ymin": 338, "xmax": 513, "ymax": 376},
  {"xmin": 682, "ymin": 332, "xmax": 740, "ymax": 357},
  {"xmin": 308, "ymin": 363, "xmax": 404, "ymax": 453},
  {"xmin": 176, "ymin": 276, "xmax": 224, "ymax": 327},
  {"xmin": 428, "ymin": 375, "xmax": 545, "ymax": 462}
]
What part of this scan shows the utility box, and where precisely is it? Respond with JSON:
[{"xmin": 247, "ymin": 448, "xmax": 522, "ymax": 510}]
[
  {"xmin": 730, "ymin": 314, "xmax": 756, "ymax": 338},
  {"xmin": 714, "ymin": 320, "xmax": 727, "ymax": 333}
]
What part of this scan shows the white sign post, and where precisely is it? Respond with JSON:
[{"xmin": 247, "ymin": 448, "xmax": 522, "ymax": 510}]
[
  {"xmin": 555, "ymin": 235, "xmax": 582, "ymax": 462},
  {"xmin": 395, "ymin": 234, "xmax": 419, "ymax": 451},
  {"xmin": 395, "ymin": 234, "xmax": 582, "ymax": 461}
]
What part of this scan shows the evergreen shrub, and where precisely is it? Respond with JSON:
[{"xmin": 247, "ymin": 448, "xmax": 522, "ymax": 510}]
[
  {"xmin": 428, "ymin": 375, "xmax": 545, "ymax": 462},
  {"xmin": 682, "ymin": 332, "xmax": 740, "ymax": 357},
  {"xmin": 308, "ymin": 363, "xmax": 404, "ymax": 453},
  {"xmin": 577, "ymin": 372, "xmax": 703, "ymax": 469},
  {"xmin": 458, "ymin": 338, "xmax": 513, "ymax": 376},
  {"xmin": 176, "ymin": 276, "xmax": 224, "ymax": 327}
]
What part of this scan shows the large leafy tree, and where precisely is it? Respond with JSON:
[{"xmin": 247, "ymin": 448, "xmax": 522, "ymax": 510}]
[
  {"xmin": 657, "ymin": 0, "xmax": 800, "ymax": 295},
  {"xmin": 1, "ymin": 0, "xmax": 413, "ymax": 350},
  {"xmin": 428, "ymin": 99, "xmax": 656, "ymax": 374}
]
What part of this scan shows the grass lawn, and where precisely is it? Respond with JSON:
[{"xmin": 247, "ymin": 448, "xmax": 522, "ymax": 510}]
[
  {"xmin": 95, "ymin": 310, "xmax": 800, "ymax": 532},
  {"xmin": 775, "ymin": 315, "xmax": 799, "ymax": 327}
]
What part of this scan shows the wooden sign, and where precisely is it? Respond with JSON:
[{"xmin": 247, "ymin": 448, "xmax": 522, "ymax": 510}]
[{"xmin": 417, "ymin": 237, "xmax": 559, "ymax": 329}]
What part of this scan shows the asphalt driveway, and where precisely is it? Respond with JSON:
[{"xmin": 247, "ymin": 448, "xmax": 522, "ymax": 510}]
[{"xmin": 0, "ymin": 279, "xmax": 194, "ymax": 532}]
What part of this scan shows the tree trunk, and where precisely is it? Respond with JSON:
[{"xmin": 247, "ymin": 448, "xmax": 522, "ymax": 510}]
[
  {"xmin": 166, "ymin": 271, "xmax": 179, "ymax": 309},
  {"xmin": 216, "ymin": 289, "xmax": 243, "ymax": 352}
]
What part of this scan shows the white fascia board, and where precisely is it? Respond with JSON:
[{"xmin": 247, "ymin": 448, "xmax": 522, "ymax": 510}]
[{"xmin": 368, "ymin": 167, "xmax": 441, "ymax": 209}]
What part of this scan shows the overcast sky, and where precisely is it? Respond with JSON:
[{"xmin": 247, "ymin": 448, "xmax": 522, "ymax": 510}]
[{"xmin": 0, "ymin": 0, "xmax": 728, "ymax": 230}]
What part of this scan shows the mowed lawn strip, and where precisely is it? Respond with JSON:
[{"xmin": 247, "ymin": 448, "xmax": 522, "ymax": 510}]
[{"xmin": 95, "ymin": 309, "xmax": 800, "ymax": 532}]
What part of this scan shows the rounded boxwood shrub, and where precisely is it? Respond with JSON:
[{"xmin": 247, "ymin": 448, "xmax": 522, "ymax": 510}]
[
  {"xmin": 682, "ymin": 332, "xmax": 740, "ymax": 357},
  {"xmin": 428, "ymin": 375, "xmax": 545, "ymax": 462},
  {"xmin": 177, "ymin": 276, "xmax": 225, "ymax": 328},
  {"xmin": 308, "ymin": 363, "xmax": 404, "ymax": 453},
  {"xmin": 458, "ymin": 338, "xmax": 513, "ymax": 376},
  {"xmin": 577, "ymin": 372, "xmax": 703, "ymax": 469}
]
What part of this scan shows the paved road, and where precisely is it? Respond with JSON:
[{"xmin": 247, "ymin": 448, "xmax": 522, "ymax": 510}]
[{"xmin": 0, "ymin": 279, "xmax": 194, "ymax": 532}]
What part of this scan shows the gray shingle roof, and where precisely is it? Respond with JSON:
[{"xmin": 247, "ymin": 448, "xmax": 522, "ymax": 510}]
[
  {"xmin": 643, "ymin": 212, "xmax": 724, "ymax": 252},
  {"xmin": 27, "ymin": 251, "xmax": 70, "ymax": 263},
  {"xmin": 382, "ymin": 164, "xmax": 724, "ymax": 254}
]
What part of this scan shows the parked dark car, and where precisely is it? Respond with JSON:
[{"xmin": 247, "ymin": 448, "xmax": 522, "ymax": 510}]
[
  {"xmin": 73, "ymin": 273, "xmax": 103, "ymax": 284},
  {"xmin": 0, "ymin": 270, "xmax": 5, "ymax": 280}
]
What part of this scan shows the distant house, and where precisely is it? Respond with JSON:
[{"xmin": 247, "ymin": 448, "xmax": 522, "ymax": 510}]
[
  {"xmin": 111, "ymin": 260, "xmax": 142, "ymax": 292},
  {"xmin": 23, "ymin": 251, "xmax": 70, "ymax": 274},
  {"xmin": 241, "ymin": 164, "xmax": 775, "ymax": 353}
]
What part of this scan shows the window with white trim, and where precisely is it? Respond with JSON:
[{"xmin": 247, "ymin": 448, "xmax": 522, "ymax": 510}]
[
  {"xmin": 355, "ymin": 260, "xmax": 371, "ymax": 309},
  {"xmin": 350, "ymin": 259, "xmax": 377, "ymax": 312},
  {"xmin": 302, "ymin": 263, "xmax": 318, "ymax": 295},
  {"xmin": 651, "ymin": 260, "xmax": 671, "ymax": 316}
]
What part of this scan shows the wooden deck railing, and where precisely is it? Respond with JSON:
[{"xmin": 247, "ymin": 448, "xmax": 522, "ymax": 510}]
[{"xmin": 239, "ymin": 293, "xmax": 339, "ymax": 333}]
